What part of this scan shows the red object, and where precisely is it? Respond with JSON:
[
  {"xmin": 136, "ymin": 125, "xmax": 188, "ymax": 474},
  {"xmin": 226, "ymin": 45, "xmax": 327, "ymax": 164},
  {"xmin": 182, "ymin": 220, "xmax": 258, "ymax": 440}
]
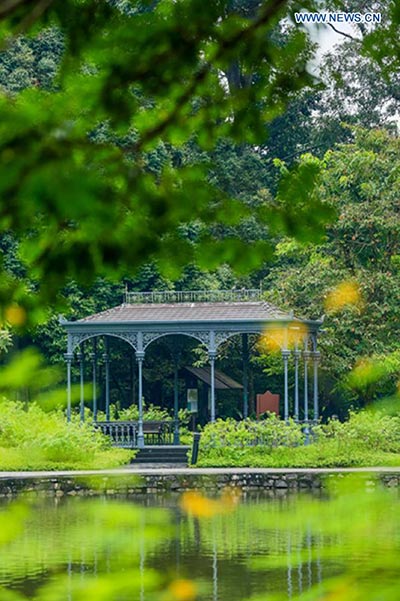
[{"xmin": 256, "ymin": 390, "xmax": 280, "ymax": 417}]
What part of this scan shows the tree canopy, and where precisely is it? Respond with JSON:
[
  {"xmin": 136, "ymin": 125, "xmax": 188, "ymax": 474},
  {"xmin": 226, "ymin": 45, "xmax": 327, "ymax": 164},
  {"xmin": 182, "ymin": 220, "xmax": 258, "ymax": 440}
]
[
  {"xmin": 262, "ymin": 129, "xmax": 400, "ymax": 414},
  {"xmin": 0, "ymin": 0, "xmax": 333, "ymax": 315},
  {"xmin": 0, "ymin": 1, "xmax": 397, "ymax": 311},
  {"xmin": 0, "ymin": 0, "xmax": 399, "ymax": 416}
]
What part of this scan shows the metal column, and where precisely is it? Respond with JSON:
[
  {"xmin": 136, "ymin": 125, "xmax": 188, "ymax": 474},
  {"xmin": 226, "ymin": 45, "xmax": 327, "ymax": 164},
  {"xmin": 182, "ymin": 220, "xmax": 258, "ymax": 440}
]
[
  {"xmin": 91, "ymin": 339, "xmax": 98, "ymax": 421},
  {"xmin": 209, "ymin": 352, "xmax": 216, "ymax": 423},
  {"xmin": 312, "ymin": 351, "xmax": 321, "ymax": 422},
  {"xmin": 103, "ymin": 337, "xmax": 110, "ymax": 421},
  {"xmin": 79, "ymin": 343, "xmax": 85, "ymax": 422},
  {"xmin": 303, "ymin": 349, "xmax": 310, "ymax": 423},
  {"xmin": 282, "ymin": 349, "xmax": 290, "ymax": 421},
  {"xmin": 65, "ymin": 353, "xmax": 73, "ymax": 422},
  {"xmin": 242, "ymin": 333, "xmax": 249, "ymax": 419},
  {"xmin": 293, "ymin": 346, "xmax": 301, "ymax": 421},
  {"xmin": 173, "ymin": 358, "xmax": 180, "ymax": 445},
  {"xmin": 136, "ymin": 351, "xmax": 145, "ymax": 448}
]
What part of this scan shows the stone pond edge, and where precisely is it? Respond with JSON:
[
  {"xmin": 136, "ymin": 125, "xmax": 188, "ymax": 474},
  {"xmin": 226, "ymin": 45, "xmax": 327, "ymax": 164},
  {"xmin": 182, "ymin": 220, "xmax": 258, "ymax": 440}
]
[{"xmin": 0, "ymin": 467, "xmax": 399, "ymax": 497}]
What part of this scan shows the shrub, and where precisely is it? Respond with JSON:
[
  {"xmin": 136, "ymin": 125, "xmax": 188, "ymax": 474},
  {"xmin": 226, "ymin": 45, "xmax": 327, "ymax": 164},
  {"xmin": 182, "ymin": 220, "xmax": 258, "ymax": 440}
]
[
  {"xmin": 314, "ymin": 410, "xmax": 400, "ymax": 453},
  {"xmin": 200, "ymin": 415, "xmax": 304, "ymax": 454},
  {"xmin": 0, "ymin": 398, "xmax": 132, "ymax": 470},
  {"xmin": 95, "ymin": 402, "xmax": 172, "ymax": 422},
  {"xmin": 196, "ymin": 411, "xmax": 400, "ymax": 468}
]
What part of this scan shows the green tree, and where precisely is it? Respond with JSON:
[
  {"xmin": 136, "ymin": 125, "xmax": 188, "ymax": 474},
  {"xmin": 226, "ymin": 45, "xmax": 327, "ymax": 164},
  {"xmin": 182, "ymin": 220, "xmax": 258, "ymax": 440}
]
[
  {"xmin": 0, "ymin": 0, "xmax": 333, "ymax": 317},
  {"xmin": 0, "ymin": 28, "xmax": 63, "ymax": 93},
  {"xmin": 309, "ymin": 0, "xmax": 399, "ymax": 151},
  {"xmin": 262, "ymin": 129, "xmax": 400, "ymax": 415}
]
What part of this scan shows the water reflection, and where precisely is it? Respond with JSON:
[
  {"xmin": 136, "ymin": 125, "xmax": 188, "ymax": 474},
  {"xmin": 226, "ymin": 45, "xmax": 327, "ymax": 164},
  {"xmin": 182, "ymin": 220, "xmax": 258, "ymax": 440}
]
[{"xmin": 0, "ymin": 481, "xmax": 398, "ymax": 601}]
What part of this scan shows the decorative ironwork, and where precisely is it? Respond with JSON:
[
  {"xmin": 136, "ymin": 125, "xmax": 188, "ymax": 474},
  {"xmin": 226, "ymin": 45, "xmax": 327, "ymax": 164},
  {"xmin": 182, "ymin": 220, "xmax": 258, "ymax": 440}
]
[
  {"xmin": 142, "ymin": 332, "xmax": 164, "ymax": 350},
  {"xmin": 113, "ymin": 332, "xmax": 139, "ymax": 349},
  {"xmin": 94, "ymin": 420, "xmax": 174, "ymax": 447},
  {"xmin": 142, "ymin": 330, "xmax": 211, "ymax": 350},
  {"xmin": 188, "ymin": 331, "xmax": 211, "ymax": 348},
  {"xmin": 69, "ymin": 333, "xmax": 91, "ymax": 353},
  {"xmin": 70, "ymin": 332, "xmax": 138, "ymax": 353},
  {"xmin": 124, "ymin": 288, "xmax": 263, "ymax": 304},
  {"xmin": 214, "ymin": 331, "xmax": 246, "ymax": 349},
  {"xmin": 94, "ymin": 421, "xmax": 137, "ymax": 448}
]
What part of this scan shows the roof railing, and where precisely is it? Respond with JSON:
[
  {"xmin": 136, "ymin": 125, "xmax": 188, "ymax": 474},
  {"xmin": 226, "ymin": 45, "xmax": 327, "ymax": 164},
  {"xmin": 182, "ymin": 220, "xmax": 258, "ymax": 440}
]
[{"xmin": 124, "ymin": 289, "xmax": 263, "ymax": 304}]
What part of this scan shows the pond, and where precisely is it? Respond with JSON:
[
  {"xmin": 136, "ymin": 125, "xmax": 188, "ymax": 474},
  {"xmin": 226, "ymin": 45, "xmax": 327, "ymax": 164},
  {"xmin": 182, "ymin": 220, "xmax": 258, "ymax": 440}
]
[{"xmin": 0, "ymin": 476, "xmax": 398, "ymax": 601}]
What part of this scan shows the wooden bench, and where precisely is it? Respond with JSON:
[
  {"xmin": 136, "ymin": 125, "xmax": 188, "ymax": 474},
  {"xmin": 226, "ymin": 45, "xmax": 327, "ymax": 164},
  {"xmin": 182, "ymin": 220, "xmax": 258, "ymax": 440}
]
[{"xmin": 142, "ymin": 420, "xmax": 173, "ymax": 444}]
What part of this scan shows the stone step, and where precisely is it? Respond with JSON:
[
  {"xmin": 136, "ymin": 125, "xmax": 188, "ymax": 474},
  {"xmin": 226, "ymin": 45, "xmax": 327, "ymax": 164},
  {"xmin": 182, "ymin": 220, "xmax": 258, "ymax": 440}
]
[
  {"xmin": 140, "ymin": 450, "xmax": 189, "ymax": 455},
  {"xmin": 133, "ymin": 453, "xmax": 189, "ymax": 459},
  {"xmin": 132, "ymin": 454, "xmax": 189, "ymax": 460},
  {"xmin": 131, "ymin": 459, "xmax": 188, "ymax": 465},
  {"xmin": 140, "ymin": 446, "xmax": 189, "ymax": 451},
  {"xmin": 133, "ymin": 462, "xmax": 187, "ymax": 465},
  {"xmin": 131, "ymin": 446, "xmax": 190, "ymax": 465},
  {"xmin": 135, "ymin": 453, "xmax": 187, "ymax": 461}
]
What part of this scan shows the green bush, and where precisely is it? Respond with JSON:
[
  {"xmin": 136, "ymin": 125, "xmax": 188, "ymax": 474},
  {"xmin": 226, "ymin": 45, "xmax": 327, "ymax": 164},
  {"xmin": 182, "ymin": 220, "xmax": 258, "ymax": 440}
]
[
  {"xmin": 314, "ymin": 410, "xmax": 400, "ymax": 453},
  {"xmin": 196, "ymin": 411, "xmax": 400, "ymax": 468},
  {"xmin": 0, "ymin": 399, "xmax": 132, "ymax": 470},
  {"xmin": 95, "ymin": 402, "xmax": 174, "ymax": 422},
  {"xmin": 200, "ymin": 415, "xmax": 304, "ymax": 453}
]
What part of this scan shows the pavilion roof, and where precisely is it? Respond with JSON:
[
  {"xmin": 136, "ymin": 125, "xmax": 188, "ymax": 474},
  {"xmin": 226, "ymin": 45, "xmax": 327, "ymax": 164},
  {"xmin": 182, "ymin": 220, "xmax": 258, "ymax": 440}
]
[
  {"xmin": 184, "ymin": 366, "xmax": 243, "ymax": 389},
  {"xmin": 75, "ymin": 300, "xmax": 295, "ymax": 324}
]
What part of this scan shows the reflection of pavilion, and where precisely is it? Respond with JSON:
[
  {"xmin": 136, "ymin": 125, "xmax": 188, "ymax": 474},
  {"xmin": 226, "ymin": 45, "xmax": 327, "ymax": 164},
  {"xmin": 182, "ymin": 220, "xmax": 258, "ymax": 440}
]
[
  {"xmin": 61, "ymin": 289, "xmax": 322, "ymax": 447},
  {"xmin": 59, "ymin": 495, "xmax": 324, "ymax": 601}
]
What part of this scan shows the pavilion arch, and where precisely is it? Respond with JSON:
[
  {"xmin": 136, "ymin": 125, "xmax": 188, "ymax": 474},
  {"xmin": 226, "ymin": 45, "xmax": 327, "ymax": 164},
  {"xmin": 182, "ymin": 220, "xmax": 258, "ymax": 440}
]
[
  {"xmin": 142, "ymin": 331, "xmax": 209, "ymax": 353},
  {"xmin": 213, "ymin": 330, "xmax": 260, "ymax": 352},
  {"xmin": 68, "ymin": 332, "xmax": 138, "ymax": 355},
  {"xmin": 213, "ymin": 323, "xmax": 316, "ymax": 354},
  {"xmin": 65, "ymin": 332, "xmax": 140, "ymax": 426},
  {"xmin": 61, "ymin": 289, "xmax": 323, "ymax": 448}
]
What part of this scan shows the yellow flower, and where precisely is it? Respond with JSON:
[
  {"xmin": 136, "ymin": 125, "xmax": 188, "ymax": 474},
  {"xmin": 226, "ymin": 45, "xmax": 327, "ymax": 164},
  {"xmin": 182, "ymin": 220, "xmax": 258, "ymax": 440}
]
[
  {"xmin": 259, "ymin": 323, "xmax": 309, "ymax": 352},
  {"xmin": 168, "ymin": 579, "xmax": 197, "ymax": 601},
  {"xmin": 180, "ymin": 489, "xmax": 239, "ymax": 518},
  {"xmin": 325, "ymin": 281, "xmax": 361, "ymax": 313},
  {"xmin": 5, "ymin": 304, "xmax": 27, "ymax": 327}
]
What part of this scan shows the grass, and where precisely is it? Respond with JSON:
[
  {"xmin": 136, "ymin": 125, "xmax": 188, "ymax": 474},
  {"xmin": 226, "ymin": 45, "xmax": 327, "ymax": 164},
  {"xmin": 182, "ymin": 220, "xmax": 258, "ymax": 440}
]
[
  {"xmin": 196, "ymin": 441, "xmax": 400, "ymax": 468},
  {"xmin": 0, "ymin": 446, "xmax": 132, "ymax": 471},
  {"xmin": 0, "ymin": 399, "xmax": 133, "ymax": 471}
]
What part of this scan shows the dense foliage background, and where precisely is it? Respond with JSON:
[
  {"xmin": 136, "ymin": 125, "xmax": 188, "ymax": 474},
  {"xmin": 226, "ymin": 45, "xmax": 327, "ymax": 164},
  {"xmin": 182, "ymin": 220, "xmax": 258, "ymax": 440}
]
[
  {"xmin": 0, "ymin": 0, "xmax": 398, "ymax": 420},
  {"xmin": 0, "ymin": 7, "xmax": 399, "ymax": 601}
]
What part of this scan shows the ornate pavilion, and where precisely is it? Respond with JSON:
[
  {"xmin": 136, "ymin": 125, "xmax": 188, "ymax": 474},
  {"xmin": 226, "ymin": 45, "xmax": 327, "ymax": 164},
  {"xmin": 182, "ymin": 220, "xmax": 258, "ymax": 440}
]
[{"xmin": 61, "ymin": 290, "xmax": 322, "ymax": 447}]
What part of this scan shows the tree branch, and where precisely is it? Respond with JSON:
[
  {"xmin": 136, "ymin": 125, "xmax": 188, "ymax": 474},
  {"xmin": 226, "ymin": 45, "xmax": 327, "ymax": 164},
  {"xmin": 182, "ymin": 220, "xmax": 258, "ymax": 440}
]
[
  {"xmin": 0, "ymin": 0, "xmax": 55, "ymax": 52},
  {"xmin": 16, "ymin": 0, "xmax": 54, "ymax": 34},
  {"xmin": 0, "ymin": 0, "xmax": 34, "ymax": 19},
  {"xmin": 327, "ymin": 22, "xmax": 361, "ymax": 42},
  {"xmin": 135, "ymin": 0, "xmax": 288, "ymax": 151}
]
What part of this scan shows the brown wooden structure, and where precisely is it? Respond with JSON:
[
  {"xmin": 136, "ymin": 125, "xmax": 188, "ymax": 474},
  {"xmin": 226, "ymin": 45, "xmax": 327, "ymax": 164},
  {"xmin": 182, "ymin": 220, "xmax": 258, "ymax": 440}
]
[{"xmin": 256, "ymin": 390, "xmax": 280, "ymax": 417}]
